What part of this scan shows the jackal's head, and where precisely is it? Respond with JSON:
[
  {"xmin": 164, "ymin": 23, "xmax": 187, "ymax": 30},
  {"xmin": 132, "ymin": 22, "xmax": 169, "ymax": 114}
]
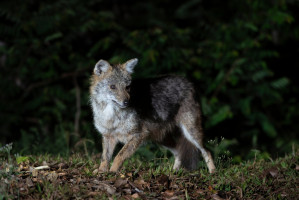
[{"xmin": 90, "ymin": 58, "xmax": 138, "ymax": 108}]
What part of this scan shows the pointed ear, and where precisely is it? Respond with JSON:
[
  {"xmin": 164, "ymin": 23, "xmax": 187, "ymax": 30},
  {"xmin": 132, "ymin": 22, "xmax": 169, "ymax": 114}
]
[
  {"xmin": 124, "ymin": 58, "xmax": 138, "ymax": 74},
  {"xmin": 94, "ymin": 59, "xmax": 110, "ymax": 75}
]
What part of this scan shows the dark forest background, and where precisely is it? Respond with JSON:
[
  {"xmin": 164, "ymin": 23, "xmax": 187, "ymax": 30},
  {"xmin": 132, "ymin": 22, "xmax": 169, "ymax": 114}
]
[{"xmin": 0, "ymin": 0, "xmax": 298, "ymax": 162}]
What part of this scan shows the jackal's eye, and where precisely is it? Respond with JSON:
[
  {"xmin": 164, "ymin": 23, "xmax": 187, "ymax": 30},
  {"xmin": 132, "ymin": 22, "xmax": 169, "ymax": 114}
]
[{"xmin": 110, "ymin": 85, "xmax": 116, "ymax": 89}]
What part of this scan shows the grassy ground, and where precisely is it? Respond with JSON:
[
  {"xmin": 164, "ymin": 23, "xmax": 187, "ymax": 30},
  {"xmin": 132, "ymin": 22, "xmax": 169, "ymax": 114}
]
[{"xmin": 0, "ymin": 145, "xmax": 298, "ymax": 199}]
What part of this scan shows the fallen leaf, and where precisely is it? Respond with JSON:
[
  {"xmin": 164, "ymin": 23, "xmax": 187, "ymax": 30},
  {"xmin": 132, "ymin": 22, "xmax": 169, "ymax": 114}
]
[
  {"xmin": 122, "ymin": 188, "xmax": 132, "ymax": 195},
  {"xmin": 134, "ymin": 178, "xmax": 148, "ymax": 190},
  {"xmin": 269, "ymin": 168, "xmax": 278, "ymax": 178},
  {"xmin": 120, "ymin": 173, "xmax": 126, "ymax": 178},
  {"xmin": 17, "ymin": 164, "xmax": 23, "ymax": 172},
  {"xmin": 169, "ymin": 197, "xmax": 180, "ymax": 200},
  {"xmin": 76, "ymin": 177, "xmax": 82, "ymax": 184},
  {"xmin": 47, "ymin": 171, "xmax": 58, "ymax": 182},
  {"xmin": 87, "ymin": 191, "xmax": 101, "ymax": 197},
  {"xmin": 134, "ymin": 178, "xmax": 146, "ymax": 185},
  {"xmin": 163, "ymin": 190, "xmax": 174, "ymax": 197},
  {"xmin": 58, "ymin": 172, "xmax": 67, "ymax": 176},
  {"xmin": 128, "ymin": 181, "xmax": 143, "ymax": 193},
  {"xmin": 170, "ymin": 183, "xmax": 179, "ymax": 189},
  {"xmin": 72, "ymin": 185, "xmax": 80, "ymax": 193},
  {"xmin": 195, "ymin": 189, "xmax": 205, "ymax": 195},
  {"xmin": 263, "ymin": 167, "xmax": 279, "ymax": 179},
  {"xmin": 92, "ymin": 182, "xmax": 116, "ymax": 195},
  {"xmin": 5, "ymin": 167, "xmax": 10, "ymax": 172},
  {"xmin": 31, "ymin": 169, "xmax": 38, "ymax": 177},
  {"xmin": 93, "ymin": 179, "xmax": 101, "ymax": 184},
  {"xmin": 280, "ymin": 192, "xmax": 288, "ymax": 197},
  {"xmin": 211, "ymin": 194, "xmax": 225, "ymax": 200},
  {"xmin": 114, "ymin": 178, "xmax": 127, "ymax": 188},
  {"xmin": 25, "ymin": 177, "xmax": 34, "ymax": 187},
  {"xmin": 131, "ymin": 193, "xmax": 139, "ymax": 199}
]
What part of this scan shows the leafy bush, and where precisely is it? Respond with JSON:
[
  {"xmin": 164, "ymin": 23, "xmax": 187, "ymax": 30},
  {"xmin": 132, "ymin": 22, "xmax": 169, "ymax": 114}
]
[{"xmin": 0, "ymin": 0, "xmax": 298, "ymax": 159}]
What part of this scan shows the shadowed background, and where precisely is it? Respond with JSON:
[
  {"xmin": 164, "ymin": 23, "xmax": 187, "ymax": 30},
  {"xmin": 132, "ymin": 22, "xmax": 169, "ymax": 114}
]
[{"xmin": 0, "ymin": 0, "xmax": 298, "ymax": 162}]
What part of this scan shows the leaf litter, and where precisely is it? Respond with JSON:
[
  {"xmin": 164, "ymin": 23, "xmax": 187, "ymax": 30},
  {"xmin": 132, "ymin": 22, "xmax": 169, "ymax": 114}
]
[{"xmin": 0, "ymin": 153, "xmax": 298, "ymax": 199}]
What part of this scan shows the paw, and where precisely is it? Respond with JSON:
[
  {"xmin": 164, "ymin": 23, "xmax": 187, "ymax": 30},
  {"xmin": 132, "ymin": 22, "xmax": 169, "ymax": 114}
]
[
  {"xmin": 99, "ymin": 166, "xmax": 109, "ymax": 172},
  {"xmin": 109, "ymin": 165, "xmax": 119, "ymax": 173},
  {"xmin": 92, "ymin": 168, "xmax": 100, "ymax": 175},
  {"xmin": 208, "ymin": 161, "xmax": 216, "ymax": 174},
  {"xmin": 93, "ymin": 167, "xmax": 108, "ymax": 175},
  {"xmin": 93, "ymin": 162, "xmax": 109, "ymax": 174},
  {"xmin": 209, "ymin": 167, "xmax": 216, "ymax": 174}
]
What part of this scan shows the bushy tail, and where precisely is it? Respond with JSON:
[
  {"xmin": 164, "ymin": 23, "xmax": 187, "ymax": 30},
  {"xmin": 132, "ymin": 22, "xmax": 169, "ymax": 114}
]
[{"xmin": 177, "ymin": 136, "xmax": 200, "ymax": 170}]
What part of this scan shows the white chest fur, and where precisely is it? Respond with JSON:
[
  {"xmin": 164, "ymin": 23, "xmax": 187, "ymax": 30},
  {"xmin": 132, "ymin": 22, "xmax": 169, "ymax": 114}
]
[
  {"xmin": 91, "ymin": 99, "xmax": 138, "ymax": 140},
  {"xmin": 101, "ymin": 103, "xmax": 115, "ymax": 121}
]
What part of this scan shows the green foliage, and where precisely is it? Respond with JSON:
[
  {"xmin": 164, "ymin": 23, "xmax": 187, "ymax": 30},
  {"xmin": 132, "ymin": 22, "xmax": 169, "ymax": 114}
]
[
  {"xmin": 0, "ymin": 0, "xmax": 298, "ymax": 159},
  {"xmin": 16, "ymin": 156, "xmax": 30, "ymax": 164},
  {"xmin": 0, "ymin": 143, "xmax": 18, "ymax": 199}
]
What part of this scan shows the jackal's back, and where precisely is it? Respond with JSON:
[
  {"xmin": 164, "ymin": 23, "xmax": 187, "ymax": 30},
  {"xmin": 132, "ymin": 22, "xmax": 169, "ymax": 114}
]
[{"xmin": 129, "ymin": 75, "xmax": 195, "ymax": 122}]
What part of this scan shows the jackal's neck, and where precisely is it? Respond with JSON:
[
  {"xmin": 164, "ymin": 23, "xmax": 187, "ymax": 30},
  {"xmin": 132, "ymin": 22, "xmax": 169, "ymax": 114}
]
[{"xmin": 91, "ymin": 97, "xmax": 108, "ymax": 110}]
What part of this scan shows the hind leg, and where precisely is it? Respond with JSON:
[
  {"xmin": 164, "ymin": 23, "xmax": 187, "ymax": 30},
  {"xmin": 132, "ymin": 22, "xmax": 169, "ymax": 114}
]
[
  {"xmin": 172, "ymin": 150, "xmax": 182, "ymax": 170},
  {"xmin": 159, "ymin": 130, "xmax": 182, "ymax": 170},
  {"xmin": 179, "ymin": 122, "xmax": 216, "ymax": 173},
  {"xmin": 163, "ymin": 146, "xmax": 182, "ymax": 170}
]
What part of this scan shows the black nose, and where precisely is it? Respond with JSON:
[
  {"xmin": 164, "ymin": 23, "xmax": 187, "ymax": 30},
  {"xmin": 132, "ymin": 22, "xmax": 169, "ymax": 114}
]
[{"xmin": 123, "ymin": 100, "xmax": 129, "ymax": 106}]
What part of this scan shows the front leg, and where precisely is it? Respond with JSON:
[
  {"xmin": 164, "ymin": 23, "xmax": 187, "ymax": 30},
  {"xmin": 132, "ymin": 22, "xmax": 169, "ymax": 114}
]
[
  {"xmin": 110, "ymin": 134, "xmax": 145, "ymax": 172},
  {"xmin": 99, "ymin": 135, "xmax": 117, "ymax": 172}
]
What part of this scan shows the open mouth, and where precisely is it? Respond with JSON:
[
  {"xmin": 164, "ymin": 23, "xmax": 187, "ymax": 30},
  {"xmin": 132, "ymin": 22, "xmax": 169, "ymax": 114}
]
[{"xmin": 112, "ymin": 100, "xmax": 127, "ymax": 108}]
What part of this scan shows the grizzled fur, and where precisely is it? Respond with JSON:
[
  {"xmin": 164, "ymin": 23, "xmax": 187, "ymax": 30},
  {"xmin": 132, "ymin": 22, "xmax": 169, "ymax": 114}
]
[{"xmin": 90, "ymin": 58, "xmax": 215, "ymax": 173}]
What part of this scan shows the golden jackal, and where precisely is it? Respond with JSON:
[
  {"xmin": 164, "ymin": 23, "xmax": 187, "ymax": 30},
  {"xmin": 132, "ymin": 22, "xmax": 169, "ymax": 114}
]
[{"xmin": 90, "ymin": 58, "xmax": 215, "ymax": 173}]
